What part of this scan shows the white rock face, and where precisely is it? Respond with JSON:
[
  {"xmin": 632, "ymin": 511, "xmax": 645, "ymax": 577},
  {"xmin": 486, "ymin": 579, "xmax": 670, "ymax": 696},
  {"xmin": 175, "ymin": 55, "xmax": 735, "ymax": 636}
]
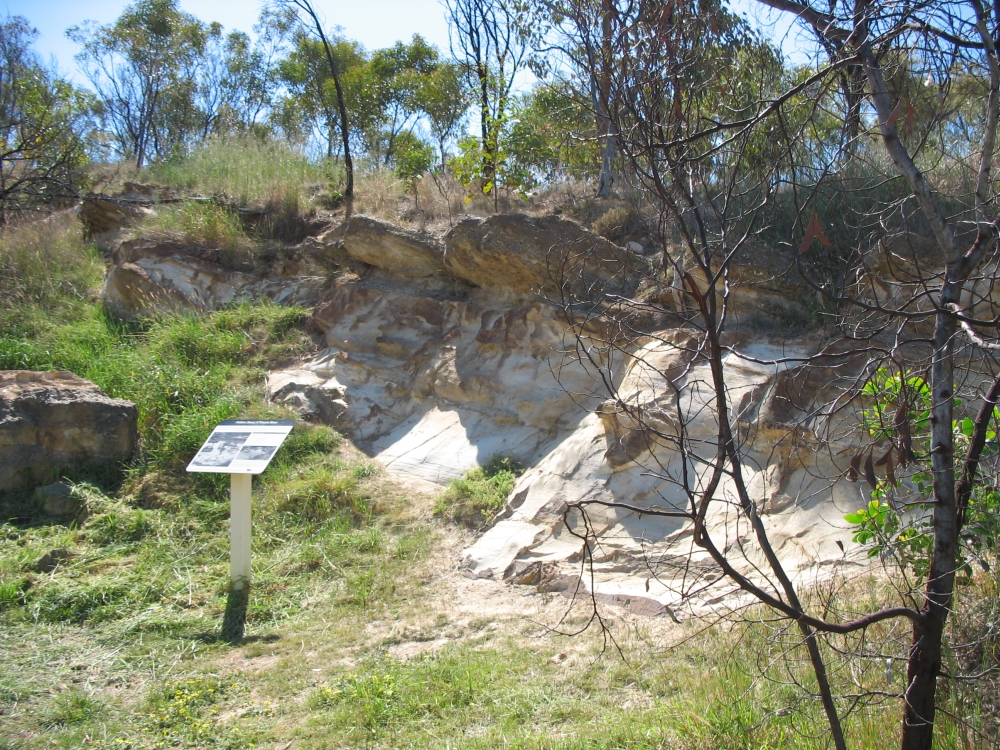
[
  {"xmin": 264, "ymin": 215, "xmax": 865, "ymax": 615},
  {"xmin": 98, "ymin": 208, "xmax": 861, "ymax": 615}
]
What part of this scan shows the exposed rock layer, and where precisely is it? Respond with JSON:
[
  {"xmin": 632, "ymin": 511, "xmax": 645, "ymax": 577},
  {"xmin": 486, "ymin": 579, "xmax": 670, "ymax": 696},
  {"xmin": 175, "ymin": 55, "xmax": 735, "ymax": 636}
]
[{"xmin": 103, "ymin": 238, "xmax": 336, "ymax": 320}]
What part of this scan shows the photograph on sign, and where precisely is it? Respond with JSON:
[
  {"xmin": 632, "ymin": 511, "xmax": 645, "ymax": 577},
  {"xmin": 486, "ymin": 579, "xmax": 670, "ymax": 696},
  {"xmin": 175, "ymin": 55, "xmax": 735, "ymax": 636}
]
[
  {"xmin": 190, "ymin": 431, "xmax": 252, "ymax": 468},
  {"xmin": 235, "ymin": 444, "xmax": 278, "ymax": 462},
  {"xmin": 187, "ymin": 420, "xmax": 295, "ymax": 474}
]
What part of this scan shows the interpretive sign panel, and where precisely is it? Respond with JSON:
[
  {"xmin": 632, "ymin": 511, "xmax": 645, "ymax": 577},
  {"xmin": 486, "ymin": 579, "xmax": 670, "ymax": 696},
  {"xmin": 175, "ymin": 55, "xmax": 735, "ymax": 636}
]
[
  {"xmin": 186, "ymin": 420, "xmax": 295, "ymax": 475},
  {"xmin": 186, "ymin": 420, "xmax": 295, "ymax": 590}
]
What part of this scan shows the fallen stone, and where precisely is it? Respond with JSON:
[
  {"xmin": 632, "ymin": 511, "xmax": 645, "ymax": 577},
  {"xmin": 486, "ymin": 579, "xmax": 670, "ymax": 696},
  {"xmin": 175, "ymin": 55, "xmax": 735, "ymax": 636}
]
[
  {"xmin": 34, "ymin": 481, "xmax": 82, "ymax": 518},
  {"xmin": 0, "ymin": 371, "xmax": 138, "ymax": 494},
  {"xmin": 33, "ymin": 548, "xmax": 75, "ymax": 573}
]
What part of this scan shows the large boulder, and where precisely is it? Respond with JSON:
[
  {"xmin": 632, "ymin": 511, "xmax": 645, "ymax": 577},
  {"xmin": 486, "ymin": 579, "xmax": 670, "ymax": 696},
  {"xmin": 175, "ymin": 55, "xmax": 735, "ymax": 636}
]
[
  {"xmin": 328, "ymin": 215, "xmax": 447, "ymax": 280},
  {"xmin": 0, "ymin": 371, "xmax": 138, "ymax": 495},
  {"xmin": 444, "ymin": 214, "xmax": 647, "ymax": 300}
]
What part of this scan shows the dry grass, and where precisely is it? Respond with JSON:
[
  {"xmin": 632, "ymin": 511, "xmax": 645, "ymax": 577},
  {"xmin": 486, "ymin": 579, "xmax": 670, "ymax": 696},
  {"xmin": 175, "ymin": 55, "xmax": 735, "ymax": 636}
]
[{"xmin": 0, "ymin": 214, "xmax": 103, "ymax": 337}]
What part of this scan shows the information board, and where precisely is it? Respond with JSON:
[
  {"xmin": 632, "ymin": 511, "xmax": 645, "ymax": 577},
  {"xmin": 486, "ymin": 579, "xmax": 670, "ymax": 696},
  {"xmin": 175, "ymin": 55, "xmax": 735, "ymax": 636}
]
[{"xmin": 186, "ymin": 420, "xmax": 295, "ymax": 474}]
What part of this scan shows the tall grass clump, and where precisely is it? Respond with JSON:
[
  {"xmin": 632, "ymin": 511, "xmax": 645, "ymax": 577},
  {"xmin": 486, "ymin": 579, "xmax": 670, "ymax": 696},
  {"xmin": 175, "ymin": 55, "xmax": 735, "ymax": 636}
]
[
  {"xmin": 354, "ymin": 166, "xmax": 406, "ymax": 219},
  {"xmin": 0, "ymin": 215, "xmax": 103, "ymax": 335},
  {"xmin": 150, "ymin": 136, "xmax": 326, "ymax": 214},
  {"xmin": 134, "ymin": 200, "xmax": 251, "ymax": 254},
  {"xmin": 434, "ymin": 455, "xmax": 524, "ymax": 528}
]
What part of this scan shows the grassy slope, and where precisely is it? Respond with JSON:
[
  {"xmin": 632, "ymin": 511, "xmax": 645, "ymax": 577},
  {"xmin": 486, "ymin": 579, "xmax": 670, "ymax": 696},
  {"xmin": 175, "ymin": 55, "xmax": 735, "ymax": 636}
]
[{"xmin": 0, "ymin": 187, "xmax": 989, "ymax": 749}]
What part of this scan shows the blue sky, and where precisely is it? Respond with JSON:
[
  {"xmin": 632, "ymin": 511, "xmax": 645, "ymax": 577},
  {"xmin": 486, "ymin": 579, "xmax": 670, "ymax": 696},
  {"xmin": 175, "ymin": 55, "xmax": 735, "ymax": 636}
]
[
  {"xmin": 1, "ymin": 0, "xmax": 454, "ymax": 82},
  {"xmin": 2, "ymin": 0, "xmax": 810, "ymax": 85}
]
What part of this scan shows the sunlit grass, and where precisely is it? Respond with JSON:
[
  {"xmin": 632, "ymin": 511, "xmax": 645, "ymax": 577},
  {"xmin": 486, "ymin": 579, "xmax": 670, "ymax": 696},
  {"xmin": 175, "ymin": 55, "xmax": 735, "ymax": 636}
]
[{"xmin": 150, "ymin": 136, "xmax": 327, "ymax": 213}]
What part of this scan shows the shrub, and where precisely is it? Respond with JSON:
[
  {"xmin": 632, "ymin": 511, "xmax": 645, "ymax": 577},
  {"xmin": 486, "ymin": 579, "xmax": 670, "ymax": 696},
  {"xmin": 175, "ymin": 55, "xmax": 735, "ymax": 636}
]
[{"xmin": 592, "ymin": 204, "xmax": 641, "ymax": 245}]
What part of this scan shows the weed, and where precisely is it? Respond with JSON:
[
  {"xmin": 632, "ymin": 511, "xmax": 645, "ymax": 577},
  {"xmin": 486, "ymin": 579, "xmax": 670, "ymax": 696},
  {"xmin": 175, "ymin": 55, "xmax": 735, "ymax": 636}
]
[
  {"xmin": 86, "ymin": 508, "xmax": 152, "ymax": 546},
  {"xmin": 273, "ymin": 466, "xmax": 366, "ymax": 523},
  {"xmin": 345, "ymin": 570, "xmax": 377, "ymax": 608},
  {"xmin": 0, "ymin": 577, "xmax": 30, "ymax": 610},
  {"xmin": 141, "ymin": 675, "xmax": 233, "ymax": 746},
  {"xmin": 42, "ymin": 689, "xmax": 104, "ymax": 729},
  {"xmin": 352, "ymin": 463, "xmax": 378, "ymax": 479}
]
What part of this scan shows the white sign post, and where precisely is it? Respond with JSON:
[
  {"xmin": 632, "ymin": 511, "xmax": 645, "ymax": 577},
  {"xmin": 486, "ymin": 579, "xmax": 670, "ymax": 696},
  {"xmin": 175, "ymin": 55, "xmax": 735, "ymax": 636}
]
[{"xmin": 186, "ymin": 420, "xmax": 295, "ymax": 590}]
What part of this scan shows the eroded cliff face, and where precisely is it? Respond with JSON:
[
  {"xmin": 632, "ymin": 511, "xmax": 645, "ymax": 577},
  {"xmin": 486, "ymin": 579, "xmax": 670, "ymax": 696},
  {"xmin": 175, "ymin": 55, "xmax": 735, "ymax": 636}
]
[{"xmin": 102, "ymin": 210, "xmax": 866, "ymax": 616}]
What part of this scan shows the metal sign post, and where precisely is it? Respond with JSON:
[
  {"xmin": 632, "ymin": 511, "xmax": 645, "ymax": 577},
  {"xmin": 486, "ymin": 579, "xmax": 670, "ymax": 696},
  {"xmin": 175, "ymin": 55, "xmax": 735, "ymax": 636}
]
[{"xmin": 186, "ymin": 420, "xmax": 295, "ymax": 590}]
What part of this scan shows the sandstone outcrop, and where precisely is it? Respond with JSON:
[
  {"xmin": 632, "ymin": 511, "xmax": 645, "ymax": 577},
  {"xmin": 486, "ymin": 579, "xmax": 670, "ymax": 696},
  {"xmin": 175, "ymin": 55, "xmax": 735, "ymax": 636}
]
[
  {"xmin": 76, "ymin": 183, "xmax": 179, "ymax": 250},
  {"xmin": 101, "ymin": 210, "xmax": 869, "ymax": 615},
  {"xmin": 0, "ymin": 371, "xmax": 138, "ymax": 496},
  {"xmin": 78, "ymin": 198, "xmax": 156, "ymax": 251},
  {"xmin": 444, "ymin": 213, "xmax": 646, "ymax": 300},
  {"xmin": 329, "ymin": 215, "xmax": 448, "ymax": 280},
  {"xmin": 103, "ymin": 238, "xmax": 336, "ymax": 320}
]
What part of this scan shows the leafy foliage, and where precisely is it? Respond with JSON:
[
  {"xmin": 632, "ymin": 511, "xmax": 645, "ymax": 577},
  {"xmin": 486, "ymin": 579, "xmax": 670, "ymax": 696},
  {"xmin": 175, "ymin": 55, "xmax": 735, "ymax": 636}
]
[
  {"xmin": 0, "ymin": 17, "xmax": 90, "ymax": 222},
  {"xmin": 392, "ymin": 130, "xmax": 435, "ymax": 204},
  {"xmin": 847, "ymin": 367, "xmax": 1000, "ymax": 582}
]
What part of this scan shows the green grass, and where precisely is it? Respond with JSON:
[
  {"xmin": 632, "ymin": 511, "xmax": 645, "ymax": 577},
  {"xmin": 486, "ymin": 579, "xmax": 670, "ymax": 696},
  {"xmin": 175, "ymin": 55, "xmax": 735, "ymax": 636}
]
[
  {"xmin": 0, "ymin": 214, "xmax": 104, "ymax": 337},
  {"xmin": 132, "ymin": 200, "xmax": 253, "ymax": 254},
  {"xmin": 434, "ymin": 455, "xmax": 524, "ymax": 528},
  {"xmin": 0, "ymin": 302, "xmax": 311, "ymax": 475}
]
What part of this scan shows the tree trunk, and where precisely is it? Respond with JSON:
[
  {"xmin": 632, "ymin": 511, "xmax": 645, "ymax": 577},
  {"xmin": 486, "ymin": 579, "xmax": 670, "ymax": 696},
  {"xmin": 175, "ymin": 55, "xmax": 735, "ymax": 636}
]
[
  {"xmin": 595, "ymin": 0, "xmax": 615, "ymax": 198},
  {"xmin": 596, "ymin": 131, "xmax": 615, "ymax": 198},
  {"xmin": 294, "ymin": 0, "xmax": 354, "ymax": 214},
  {"xmin": 478, "ymin": 63, "xmax": 494, "ymax": 191},
  {"xmin": 900, "ymin": 297, "xmax": 958, "ymax": 749}
]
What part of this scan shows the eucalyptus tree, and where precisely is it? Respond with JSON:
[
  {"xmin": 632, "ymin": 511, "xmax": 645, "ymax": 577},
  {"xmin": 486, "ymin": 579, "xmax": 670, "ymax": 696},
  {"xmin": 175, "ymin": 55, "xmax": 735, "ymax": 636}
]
[
  {"xmin": 445, "ymin": 0, "xmax": 536, "ymax": 192},
  {"xmin": 358, "ymin": 35, "xmax": 439, "ymax": 164},
  {"xmin": 275, "ymin": 32, "xmax": 365, "ymax": 158},
  {"xmin": 217, "ymin": 7, "xmax": 297, "ymax": 136},
  {"xmin": 531, "ymin": 0, "xmax": 618, "ymax": 196},
  {"xmin": 415, "ymin": 60, "xmax": 471, "ymax": 169},
  {"xmin": 68, "ymin": 0, "xmax": 215, "ymax": 168},
  {"xmin": 275, "ymin": 0, "xmax": 355, "ymax": 209},
  {"xmin": 0, "ymin": 16, "xmax": 89, "ymax": 222}
]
